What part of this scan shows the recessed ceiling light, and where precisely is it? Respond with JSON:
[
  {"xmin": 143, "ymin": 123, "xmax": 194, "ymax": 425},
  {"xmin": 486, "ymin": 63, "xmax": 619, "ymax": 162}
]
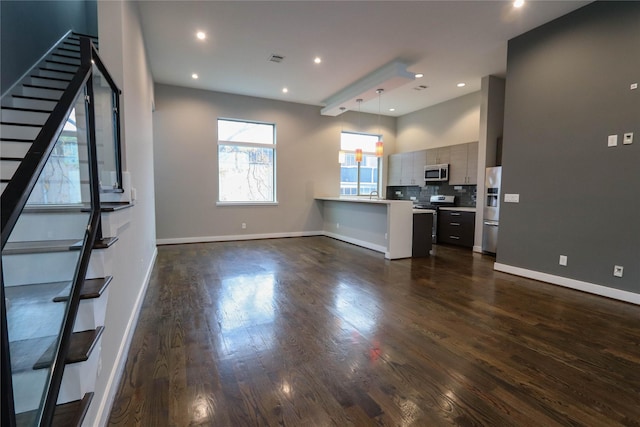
[
  {"xmin": 457, "ymin": 82, "xmax": 466, "ymax": 88},
  {"xmin": 389, "ymin": 108, "xmax": 396, "ymax": 112},
  {"xmin": 192, "ymin": 73, "xmax": 199, "ymax": 79},
  {"xmin": 282, "ymin": 87, "xmax": 289, "ymax": 93},
  {"xmin": 196, "ymin": 31, "xmax": 206, "ymax": 40},
  {"xmin": 513, "ymin": 0, "xmax": 525, "ymax": 8},
  {"xmin": 414, "ymin": 73, "xmax": 424, "ymax": 78},
  {"xmin": 314, "ymin": 57, "xmax": 322, "ymax": 64}
]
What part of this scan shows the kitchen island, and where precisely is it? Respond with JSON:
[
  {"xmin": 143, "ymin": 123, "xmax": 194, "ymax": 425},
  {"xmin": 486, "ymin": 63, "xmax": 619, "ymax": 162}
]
[{"xmin": 315, "ymin": 197, "xmax": 414, "ymax": 259}]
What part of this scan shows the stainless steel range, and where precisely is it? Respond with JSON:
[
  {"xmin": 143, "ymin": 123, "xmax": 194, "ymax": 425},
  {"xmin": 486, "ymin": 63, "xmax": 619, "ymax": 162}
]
[{"xmin": 414, "ymin": 195, "xmax": 456, "ymax": 243}]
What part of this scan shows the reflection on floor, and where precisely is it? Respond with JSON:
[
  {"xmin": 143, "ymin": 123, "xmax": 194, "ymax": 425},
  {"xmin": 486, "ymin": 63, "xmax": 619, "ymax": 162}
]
[{"xmin": 108, "ymin": 237, "xmax": 640, "ymax": 426}]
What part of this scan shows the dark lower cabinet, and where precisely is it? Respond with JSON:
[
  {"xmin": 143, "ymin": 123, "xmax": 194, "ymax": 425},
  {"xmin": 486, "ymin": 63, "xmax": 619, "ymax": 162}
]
[
  {"xmin": 412, "ymin": 213, "xmax": 433, "ymax": 257},
  {"xmin": 438, "ymin": 210, "xmax": 475, "ymax": 248}
]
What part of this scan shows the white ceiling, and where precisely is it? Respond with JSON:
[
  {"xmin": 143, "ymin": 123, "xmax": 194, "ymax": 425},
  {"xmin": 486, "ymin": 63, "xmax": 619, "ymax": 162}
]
[{"xmin": 137, "ymin": 0, "xmax": 590, "ymax": 117}]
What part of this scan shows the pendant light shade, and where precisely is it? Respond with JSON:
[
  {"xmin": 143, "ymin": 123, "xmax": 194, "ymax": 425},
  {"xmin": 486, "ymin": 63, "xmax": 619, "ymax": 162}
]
[
  {"xmin": 375, "ymin": 141, "xmax": 384, "ymax": 157},
  {"xmin": 355, "ymin": 148, "xmax": 363, "ymax": 163},
  {"xmin": 376, "ymin": 88, "xmax": 384, "ymax": 157},
  {"xmin": 338, "ymin": 150, "xmax": 346, "ymax": 164}
]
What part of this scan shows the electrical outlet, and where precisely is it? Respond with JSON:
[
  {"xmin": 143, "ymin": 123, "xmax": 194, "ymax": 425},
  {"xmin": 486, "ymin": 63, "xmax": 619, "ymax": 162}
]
[
  {"xmin": 631, "ymin": 83, "xmax": 638, "ymax": 90},
  {"xmin": 623, "ymin": 132, "xmax": 633, "ymax": 145},
  {"xmin": 504, "ymin": 193, "xmax": 520, "ymax": 203},
  {"xmin": 241, "ymin": 222, "xmax": 246, "ymax": 229},
  {"xmin": 336, "ymin": 223, "xmax": 340, "ymax": 229},
  {"xmin": 613, "ymin": 265, "xmax": 624, "ymax": 278},
  {"xmin": 559, "ymin": 255, "xmax": 568, "ymax": 266}
]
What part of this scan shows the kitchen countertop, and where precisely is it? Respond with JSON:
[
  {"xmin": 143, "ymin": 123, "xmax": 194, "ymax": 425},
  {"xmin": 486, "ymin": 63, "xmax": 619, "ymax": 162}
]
[
  {"xmin": 315, "ymin": 196, "xmax": 413, "ymax": 206},
  {"xmin": 413, "ymin": 209, "xmax": 436, "ymax": 214},
  {"xmin": 439, "ymin": 206, "xmax": 477, "ymax": 213}
]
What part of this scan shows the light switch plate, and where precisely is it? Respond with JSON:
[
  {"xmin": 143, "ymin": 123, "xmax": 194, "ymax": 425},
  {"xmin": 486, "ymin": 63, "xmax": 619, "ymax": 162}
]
[
  {"xmin": 559, "ymin": 255, "xmax": 568, "ymax": 266},
  {"xmin": 623, "ymin": 132, "xmax": 633, "ymax": 145},
  {"xmin": 504, "ymin": 193, "xmax": 520, "ymax": 203},
  {"xmin": 608, "ymin": 134, "xmax": 618, "ymax": 147}
]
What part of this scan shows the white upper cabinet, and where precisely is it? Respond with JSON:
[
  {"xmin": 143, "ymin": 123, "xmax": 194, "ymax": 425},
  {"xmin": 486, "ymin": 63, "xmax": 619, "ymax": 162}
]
[{"xmin": 448, "ymin": 142, "xmax": 478, "ymax": 185}]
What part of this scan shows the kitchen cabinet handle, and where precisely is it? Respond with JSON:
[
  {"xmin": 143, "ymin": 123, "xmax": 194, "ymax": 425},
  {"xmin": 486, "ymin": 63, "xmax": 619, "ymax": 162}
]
[
  {"xmin": 450, "ymin": 222, "xmax": 461, "ymax": 226},
  {"xmin": 450, "ymin": 213, "xmax": 461, "ymax": 216},
  {"xmin": 449, "ymin": 235, "xmax": 460, "ymax": 239}
]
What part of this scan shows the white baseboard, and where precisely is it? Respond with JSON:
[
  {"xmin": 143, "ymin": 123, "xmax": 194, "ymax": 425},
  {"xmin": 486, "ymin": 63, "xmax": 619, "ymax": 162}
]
[
  {"xmin": 92, "ymin": 247, "xmax": 158, "ymax": 427},
  {"xmin": 322, "ymin": 231, "xmax": 387, "ymax": 255},
  {"xmin": 156, "ymin": 231, "xmax": 323, "ymax": 246},
  {"xmin": 494, "ymin": 262, "xmax": 640, "ymax": 305}
]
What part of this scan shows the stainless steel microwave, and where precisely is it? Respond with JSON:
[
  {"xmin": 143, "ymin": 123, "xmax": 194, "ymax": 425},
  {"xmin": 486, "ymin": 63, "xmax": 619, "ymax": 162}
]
[{"xmin": 424, "ymin": 164, "xmax": 449, "ymax": 182}]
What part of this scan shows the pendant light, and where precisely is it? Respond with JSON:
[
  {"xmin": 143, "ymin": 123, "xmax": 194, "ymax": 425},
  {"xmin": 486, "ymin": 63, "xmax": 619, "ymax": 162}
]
[
  {"xmin": 375, "ymin": 89, "xmax": 384, "ymax": 157},
  {"xmin": 338, "ymin": 107, "xmax": 346, "ymax": 164},
  {"xmin": 355, "ymin": 99, "xmax": 364, "ymax": 163}
]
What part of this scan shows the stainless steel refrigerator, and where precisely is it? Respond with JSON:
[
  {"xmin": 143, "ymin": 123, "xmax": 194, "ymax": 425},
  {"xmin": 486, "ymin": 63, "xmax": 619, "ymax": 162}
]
[{"xmin": 482, "ymin": 166, "xmax": 502, "ymax": 254}]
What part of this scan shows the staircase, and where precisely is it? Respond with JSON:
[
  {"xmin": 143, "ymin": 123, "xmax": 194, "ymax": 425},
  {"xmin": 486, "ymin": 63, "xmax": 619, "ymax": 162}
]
[{"xmin": 1, "ymin": 32, "xmax": 126, "ymax": 427}]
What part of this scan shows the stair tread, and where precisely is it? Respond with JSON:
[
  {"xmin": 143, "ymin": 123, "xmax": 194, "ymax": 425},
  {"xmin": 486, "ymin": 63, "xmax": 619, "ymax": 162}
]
[
  {"xmin": 12, "ymin": 94, "xmax": 60, "ymax": 102},
  {"xmin": 3, "ymin": 239, "xmax": 79, "ymax": 254},
  {"xmin": 4, "ymin": 237, "xmax": 118, "ymax": 254},
  {"xmin": 0, "ymin": 137, "xmax": 33, "ymax": 142},
  {"xmin": 33, "ymin": 327, "xmax": 104, "ymax": 369},
  {"xmin": 30, "ymin": 75, "xmax": 72, "ymax": 82},
  {"xmin": 39, "ymin": 67, "xmax": 75, "ymax": 75},
  {"xmin": 1, "ymin": 106, "xmax": 53, "ymax": 113},
  {"xmin": 70, "ymin": 236, "xmax": 118, "ymax": 250},
  {"xmin": 15, "ymin": 392, "xmax": 94, "ymax": 427},
  {"xmin": 22, "ymin": 84, "xmax": 65, "ymax": 91},
  {"xmin": 21, "ymin": 201, "xmax": 133, "ymax": 213},
  {"xmin": 53, "ymin": 276, "xmax": 113, "ymax": 302},
  {"xmin": 0, "ymin": 121, "xmax": 42, "ymax": 127}
]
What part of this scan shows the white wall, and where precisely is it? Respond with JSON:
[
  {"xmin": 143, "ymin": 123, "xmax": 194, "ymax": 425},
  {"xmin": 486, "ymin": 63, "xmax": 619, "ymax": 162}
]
[
  {"xmin": 153, "ymin": 84, "xmax": 396, "ymax": 243},
  {"xmin": 396, "ymin": 91, "xmax": 481, "ymax": 152},
  {"xmin": 90, "ymin": 1, "xmax": 157, "ymax": 425}
]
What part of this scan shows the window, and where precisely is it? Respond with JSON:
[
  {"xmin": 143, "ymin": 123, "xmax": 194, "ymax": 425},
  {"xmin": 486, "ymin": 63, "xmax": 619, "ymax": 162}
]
[
  {"xmin": 340, "ymin": 132, "xmax": 380, "ymax": 196},
  {"xmin": 218, "ymin": 119, "xmax": 276, "ymax": 203}
]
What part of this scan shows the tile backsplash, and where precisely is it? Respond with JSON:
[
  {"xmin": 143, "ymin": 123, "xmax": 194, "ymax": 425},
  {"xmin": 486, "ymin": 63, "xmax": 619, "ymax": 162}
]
[{"xmin": 386, "ymin": 184, "xmax": 477, "ymax": 207}]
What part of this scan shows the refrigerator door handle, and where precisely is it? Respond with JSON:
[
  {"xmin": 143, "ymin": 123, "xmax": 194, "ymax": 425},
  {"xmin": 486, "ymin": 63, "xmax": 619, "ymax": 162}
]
[{"xmin": 484, "ymin": 221, "xmax": 499, "ymax": 226}]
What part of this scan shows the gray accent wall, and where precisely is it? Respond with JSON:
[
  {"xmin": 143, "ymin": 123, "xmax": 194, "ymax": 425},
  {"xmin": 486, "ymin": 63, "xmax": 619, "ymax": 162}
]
[
  {"xmin": 152, "ymin": 84, "xmax": 396, "ymax": 242},
  {"xmin": 0, "ymin": 0, "xmax": 98, "ymax": 92},
  {"xmin": 498, "ymin": 1, "xmax": 640, "ymax": 293}
]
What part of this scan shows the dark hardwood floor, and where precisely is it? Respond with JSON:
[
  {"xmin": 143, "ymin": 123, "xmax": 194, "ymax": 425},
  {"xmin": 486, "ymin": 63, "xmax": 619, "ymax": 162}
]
[{"xmin": 108, "ymin": 237, "xmax": 640, "ymax": 426}]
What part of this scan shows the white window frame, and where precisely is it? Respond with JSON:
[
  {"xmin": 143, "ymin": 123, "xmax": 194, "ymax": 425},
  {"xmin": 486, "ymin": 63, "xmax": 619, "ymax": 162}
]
[{"xmin": 217, "ymin": 118, "xmax": 277, "ymax": 205}]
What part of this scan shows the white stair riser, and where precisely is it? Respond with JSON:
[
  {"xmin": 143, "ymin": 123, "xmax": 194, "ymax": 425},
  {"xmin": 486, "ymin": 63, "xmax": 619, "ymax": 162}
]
[
  {"xmin": 19, "ymin": 85, "xmax": 64, "ymax": 99},
  {"xmin": 29, "ymin": 76, "xmax": 69, "ymax": 90},
  {"xmin": 74, "ymin": 289, "xmax": 109, "ymax": 332},
  {"xmin": 11, "ymin": 212, "xmax": 89, "ymax": 242},
  {"xmin": 57, "ymin": 337, "xmax": 101, "ymax": 405},
  {"xmin": 3, "ymin": 252, "xmax": 79, "ymax": 286},
  {"xmin": 43, "ymin": 62, "xmax": 78, "ymax": 73},
  {"xmin": 12, "ymin": 370, "xmax": 48, "ymax": 414},
  {"xmin": 6, "ymin": 97, "xmax": 57, "ymax": 111},
  {"xmin": 1, "ymin": 160, "xmax": 19, "ymax": 180},
  {"xmin": 0, "ymin": 124, "xmax": 41, "ymax": 140},
  {"xmin": 86, "ymin": 247, "xmax": 114, "ymax": 278},
  {"xmin": 37, "ymin": 69, "xmax": 74, "ymax": 80},
  {"xmin": 1, "ymin": 109, "xmax": 49, "ymax": 125},
  {"xmin": 0, "ymin": 141, "xmax": 31, "ymax": 158}
]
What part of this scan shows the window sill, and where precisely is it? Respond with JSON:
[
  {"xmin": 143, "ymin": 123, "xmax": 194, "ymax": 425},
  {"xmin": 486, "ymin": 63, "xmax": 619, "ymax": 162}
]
[{"xmin": 216, "ymin": 201, "xmax": 279, "ymax": 207}]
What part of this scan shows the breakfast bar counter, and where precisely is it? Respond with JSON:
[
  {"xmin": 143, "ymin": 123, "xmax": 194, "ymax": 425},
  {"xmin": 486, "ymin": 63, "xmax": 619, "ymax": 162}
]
[{"xmin": 315, "ymin": 197, "xmax": 414, "ymax": 259}]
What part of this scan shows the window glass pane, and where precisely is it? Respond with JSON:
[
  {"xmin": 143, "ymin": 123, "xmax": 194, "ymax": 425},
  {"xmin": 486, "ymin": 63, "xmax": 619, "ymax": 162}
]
[
  {"xmin": 341, "ymin": 132, "xmax": 379, "ymax": 153},
  {"xmin": 219, "ymin": 119, "xmax": 274, "ymax": 145},
  {"xmin": 218, "ymin": 145, "xmax": 274, "ymax": 202}
]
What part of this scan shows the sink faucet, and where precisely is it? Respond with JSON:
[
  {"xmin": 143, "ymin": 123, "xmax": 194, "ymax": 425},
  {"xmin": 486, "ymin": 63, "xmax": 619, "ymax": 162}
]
[{"xmin": 369, "ymin": 191, "xmax": 379, "ymax": 200}]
